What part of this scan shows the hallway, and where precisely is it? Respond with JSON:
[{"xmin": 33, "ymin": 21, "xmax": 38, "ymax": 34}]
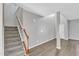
[{"xmin": 30, "ymin": 39, "xmax": 79, "ymax": 56}]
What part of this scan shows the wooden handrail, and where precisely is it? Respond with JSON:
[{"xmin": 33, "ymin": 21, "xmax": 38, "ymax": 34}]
[
  {"xmin": 16, "ymin": 16, "xmax": 29, "ymax": 40},
  {"xmin": 16, "ymin": 16, "xmax": 29, "ymax": 55}
]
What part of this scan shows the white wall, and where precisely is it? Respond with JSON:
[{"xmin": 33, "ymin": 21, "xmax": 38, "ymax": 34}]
[
  {"xmin": 23, "ymin": 10, "xmax": 56, "ymax": 48},
  {"xmin": 60, "ymin": 14, "xmax": 68, "ymax": 40},
  {"xmin": 64, "ymin": 18, "xmax": 68, "ymax": 40},
  {"xmin": 4, "ymin": 3, "xmax": 18, "ymax": 26},
  {"xmin": 68, "ymin": 20, "xmax": 79, "ymax": 40},
  {"xmin": 16, "ymin": 7, "xmax": 23, "ymax": 24},
  {"xmin": 0, "ymin": 3, "xmax": 4, "ymax": 56}
]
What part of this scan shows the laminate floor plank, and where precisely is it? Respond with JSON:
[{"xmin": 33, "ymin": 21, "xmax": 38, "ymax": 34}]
[{"xmin": 30, "ymin": 39, "xmax": 79, "ymax": 56}]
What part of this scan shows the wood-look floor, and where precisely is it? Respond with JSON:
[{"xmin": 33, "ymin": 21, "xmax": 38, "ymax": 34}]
[{"xmin": 29, "ymin": 39, "xmax": 79, "ymax": 56}]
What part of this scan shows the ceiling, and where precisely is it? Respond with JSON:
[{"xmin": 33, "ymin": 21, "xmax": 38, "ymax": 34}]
[{"xmin": 18, "ymin": 3, "xmax": 79, "ymax": 20}]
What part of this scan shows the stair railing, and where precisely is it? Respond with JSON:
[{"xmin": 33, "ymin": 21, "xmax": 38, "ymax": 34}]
[{"xmin": 16, "ymin": 7, "xmax": 29, "ymax": 55}]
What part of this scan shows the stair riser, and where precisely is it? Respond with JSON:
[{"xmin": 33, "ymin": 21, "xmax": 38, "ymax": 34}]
[
  {"xmin": 5, "ymin": 27, "xmax": 17, "ymax": 29},
  {"xmin": 5, "ymin": 28, "xmax": 18, "ymax": 31}
]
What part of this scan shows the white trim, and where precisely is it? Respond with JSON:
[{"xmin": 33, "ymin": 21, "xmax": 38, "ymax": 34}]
[
  {"xmin": 17, "ymin": 26, "xmax": 23, "ymax": 41},
  {"xmin": 60, "ymin": 38, "xmax": 68, "ymax": 40},
  {"xmin": 68, "ymin": 38, "xmax": 79, "ymax": 40},
  {"xmin": 56, "ymin": 46, "xmax": 61, "ymax": 49},
  {"xmin": 30, "ymin": 37, "xmax": 55, "ymax": 49}
]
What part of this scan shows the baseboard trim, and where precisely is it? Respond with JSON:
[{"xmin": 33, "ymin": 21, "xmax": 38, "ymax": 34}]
[
  {"xmin": 56, "ymin": 46, "xmax": 61, "ymax": 49},
  {"xmin": 30, "ymin": 37, "xmax": 56, "ymax": 49},
  {"xmin": 60, "ymin": 38, "xmax": 68, "ymax": 40},
  {"xmin": 68, "ymin": 38, "xmax": 79, "ymax": 40}
]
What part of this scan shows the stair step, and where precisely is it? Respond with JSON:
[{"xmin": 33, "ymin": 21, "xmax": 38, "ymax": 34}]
[
  {"xmin": 5, "ymin": 45, "xmax": 23, "ymax": 52},
  {"xmin": 17, "ymin": 51, "xmax": 25, "ymax": 56},
  {"xmin": 4, "ymin": 38, "xmax": 20, "ymax": 43},
  {"xmin": 5, "ymin": 50, "xmax": 24, "ymax": 56},
  {"xmin": 5, "ymin": 33, "xmax": 18, "ymax": 35},
  {"xmin": 5, "ymin": 30, "xmax": 18, "ymax": 34},
  {"xmin": 5, "ymin": 27, "xmax": 17, "ymax": 29},
  {"xmin": 4, "ymin": 46, "xmax": 24, "ymax": 56},
  {"xmin": 4, "ymin": 28, "xmax": 18, "ymax": 31},
  {"xmin": 7, "ymin": 50, "xmax": 24, "ymax": 56},
  {"xmin": 5, "ymin": 34, "xmax": 19, "ymax": 37},
  {"xmin": 5, "ymin": 36, "xmax": 20, "ymax": 39},
  {"xmin": 4, "ymin": 37, "xmax": 20, "ymax": 41},
  {"xmin": 4, "ymin": 40, "xmax": 22, "ymax": 49}
]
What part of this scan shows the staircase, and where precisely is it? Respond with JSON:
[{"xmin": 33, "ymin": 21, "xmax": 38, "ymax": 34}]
[{"xmin": 4, "ymin": 27, "xmax": 25, "ymax": 56}]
